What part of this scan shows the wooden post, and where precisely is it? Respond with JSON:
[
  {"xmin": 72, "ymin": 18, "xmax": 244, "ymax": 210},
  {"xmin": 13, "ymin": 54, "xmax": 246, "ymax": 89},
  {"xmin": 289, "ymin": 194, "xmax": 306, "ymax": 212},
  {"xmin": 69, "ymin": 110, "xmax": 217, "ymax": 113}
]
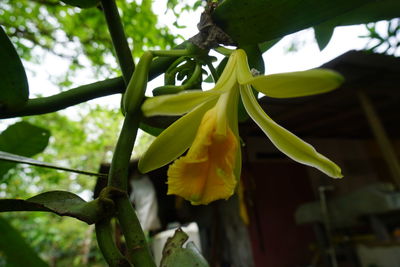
[{"xmin": 357, "ymin": 90, "xmax": 400, "ymax": 188}]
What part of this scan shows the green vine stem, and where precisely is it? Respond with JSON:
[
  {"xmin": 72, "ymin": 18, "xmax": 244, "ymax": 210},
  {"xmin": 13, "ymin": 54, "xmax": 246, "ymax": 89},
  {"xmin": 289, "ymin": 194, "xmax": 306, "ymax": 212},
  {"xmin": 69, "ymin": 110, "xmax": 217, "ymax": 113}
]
[
  {"xmin": 101, "ymin": 0, "xmax": 135, "ymax": 83},
  {"xmin": 1, "ymin": 44, "xmax": 189, "ymax": 120},
  {"xmin": 95, "ymin": 219, "xmax": 132, "ymax": 267},
  {"xmin": 0, "ymin": 78, "xmax": 125, "ymax": 119},
  {"xmin": 114, "ymin": 195, "xmax": 155, "ymax": 267},
  {"xmin": 100, "ymin": 50, "xmax": 156, "ymax": 266},
  {"xmin": 108, "ymin": 112, "xmax": 141, "ymax": 190},
  {"xmin": 103, "ymin": 104, "xmax": 155, "ymax": 267},
  {"xmin": 164, "ymin": 56, "xmax": 189, "ymax": 85},
  {"xmin": 205, "ymin": 60, "xmax": 219, "ymax": 82},
  {"xmin": 153, "ymin": 62, "xmax": 202, "ymax": 95}
]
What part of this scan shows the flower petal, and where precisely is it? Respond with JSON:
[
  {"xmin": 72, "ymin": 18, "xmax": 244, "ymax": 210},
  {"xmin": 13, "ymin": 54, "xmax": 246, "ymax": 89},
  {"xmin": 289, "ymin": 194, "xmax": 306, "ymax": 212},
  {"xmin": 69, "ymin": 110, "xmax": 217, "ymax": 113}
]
[
  {"xmin": 138, "ymin": 99, "xmax": 216, "ymax": 173},
  {"xmin": 224, "ymin": 84, "xmax": 242, "ymax": 182},
  {"xmin": 240, "ymin": 85, "xmax": 342, "ymax": 178},
  {"xmin": 142, "ymin": 90, "xmax": 221, "ymax": 116},
  {"xmin": 167, "ymin": 108, "xmax": 238, "ymax": 205},
  {"xmin": 234, "ymin": 49, "xmax": 254, "ymax": 84},
  {"xmin": 248, "ymin": 69, "xmax": 344, "ymax": 98}
]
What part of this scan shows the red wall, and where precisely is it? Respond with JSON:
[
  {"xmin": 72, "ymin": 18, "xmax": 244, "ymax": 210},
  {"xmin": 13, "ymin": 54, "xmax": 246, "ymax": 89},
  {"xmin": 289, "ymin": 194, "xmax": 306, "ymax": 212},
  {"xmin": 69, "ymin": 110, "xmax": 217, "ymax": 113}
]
[{"xmin": 243, "ymin": 161, "xmax": 316, "ymax": 267}]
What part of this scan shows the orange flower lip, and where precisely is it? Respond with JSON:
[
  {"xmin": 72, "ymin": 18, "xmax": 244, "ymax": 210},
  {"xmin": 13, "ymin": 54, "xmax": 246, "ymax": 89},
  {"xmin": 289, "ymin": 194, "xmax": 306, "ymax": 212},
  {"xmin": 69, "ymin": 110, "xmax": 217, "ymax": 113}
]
[{"xmin": 167, "ymin": 107, "xmax": 238, "ymax": 205}]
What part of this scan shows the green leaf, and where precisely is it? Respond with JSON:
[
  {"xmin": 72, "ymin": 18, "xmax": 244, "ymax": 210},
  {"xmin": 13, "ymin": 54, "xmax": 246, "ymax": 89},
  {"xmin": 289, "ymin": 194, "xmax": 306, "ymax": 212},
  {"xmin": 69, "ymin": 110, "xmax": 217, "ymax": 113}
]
[
  {"xmin": 60, "ymin": 0, "xmax": 100, "ymax": 8},
  {"xmin": 0, "ymin": 217, "xmax": 48, "ymax": 267},
  {"xmin": 142, "ymin": 91, "xmax": 220, "ymax": 116},
  {"xmin": 314, "ymin": 24, "xmax": 335, "ymax": 51},
  {"xmin": 0, "ymin": 191, "xmax": 113, "ymax": 224},
  {"xmin": 212, "ymin": 0, "xmax": 372, "ymax": 45},
  {"xmin": 316, "ymin": 0, "xmax": 400, "ymax": 29},
  {"xmin": 138, "ymin": 100, "xmax": 216, "ymax": 173},
  {"xmin": 0, "ymin": 121, "xmax": 50, "ymax": 179},
  {"xmin": 160, "ymin": 228, "xmax": 209, "ymax": 267},
  {"xmin": 0, "ymin": 26, "xmax": 29, "ymax": 112},
  {"xmin": 240, "ymin": 85, "xmax": 342, "ymax": 178},
  {"xmin": 248, "ymin": 69, "xmax": 344, "ymax": 99}
]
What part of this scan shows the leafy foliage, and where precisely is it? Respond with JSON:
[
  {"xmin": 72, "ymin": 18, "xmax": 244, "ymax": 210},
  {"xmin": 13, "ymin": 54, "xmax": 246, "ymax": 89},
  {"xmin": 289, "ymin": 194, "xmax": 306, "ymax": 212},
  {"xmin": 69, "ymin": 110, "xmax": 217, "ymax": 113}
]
[
  {"xmin": 1, "ymin": 107, "xmax": 121, "ymax": 266},
  {"xmin": 361, "ymin": 18, "xmax": 400, "ymax": 55},
  {"xmin": 0, "ymin": 0, "xmax": 179, "ymax": 81}
]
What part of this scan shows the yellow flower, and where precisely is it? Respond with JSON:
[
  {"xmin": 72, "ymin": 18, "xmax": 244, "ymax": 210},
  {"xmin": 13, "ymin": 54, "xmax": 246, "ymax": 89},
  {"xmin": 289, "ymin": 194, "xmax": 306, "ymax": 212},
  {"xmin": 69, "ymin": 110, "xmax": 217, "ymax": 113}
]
[{"xmin": 139, "ymin": 49, "xmax": 344, "ymax": 205}]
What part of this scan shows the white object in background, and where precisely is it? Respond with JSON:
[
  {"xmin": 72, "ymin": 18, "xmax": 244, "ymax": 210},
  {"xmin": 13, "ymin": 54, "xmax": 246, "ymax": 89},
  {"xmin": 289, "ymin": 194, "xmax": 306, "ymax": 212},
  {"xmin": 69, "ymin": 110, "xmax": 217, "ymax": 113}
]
[
  {"xmin": 357, "ymin": 244, "xmax": 400, "ymax": 267},
  {"xmin": 130, "ymin": 176, "xmax": 161, "ymax": 231},
  {"xmin": 151, "ymin": 222, "xmax": 202, "ymax": 266}
]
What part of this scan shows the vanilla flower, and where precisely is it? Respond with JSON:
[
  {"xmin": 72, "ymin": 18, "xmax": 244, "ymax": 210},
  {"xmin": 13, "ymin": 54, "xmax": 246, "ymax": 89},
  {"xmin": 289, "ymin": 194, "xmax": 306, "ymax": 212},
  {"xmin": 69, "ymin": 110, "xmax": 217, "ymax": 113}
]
[{"xmin": 139, "ymin": 49, "xmax": 343, "ymax": 205}]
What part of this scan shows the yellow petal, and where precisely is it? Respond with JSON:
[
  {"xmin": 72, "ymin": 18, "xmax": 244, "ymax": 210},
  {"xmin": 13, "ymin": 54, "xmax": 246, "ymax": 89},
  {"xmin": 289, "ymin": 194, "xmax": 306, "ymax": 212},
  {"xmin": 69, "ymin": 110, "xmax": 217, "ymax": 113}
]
[
  {"xmin": 240, "ymin": 84, "xmax": 343, "ymax": 178},
  {"xmin": 248, "ymin": 69, "xmax": 344, "ymax": 98},
  {"xmin": 167, "ymin": 108, "xmax": 238, "ymax": 205},
  {"xmin": 234, "ymin": 49, "xmax": 255, "ymax": 84},
  {"xmin": 138, "ymin": 100, "xmax": 216, "ymax": 173},
  {"xmin": 142, "ymin": 90, "xmax": 221, "ymax": 116}
]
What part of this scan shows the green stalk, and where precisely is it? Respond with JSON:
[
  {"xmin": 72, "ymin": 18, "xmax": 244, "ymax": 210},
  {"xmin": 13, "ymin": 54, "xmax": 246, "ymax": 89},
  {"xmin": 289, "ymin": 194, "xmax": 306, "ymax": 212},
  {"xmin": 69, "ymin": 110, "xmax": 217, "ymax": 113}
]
[
  {"xmin": 95, "ymin": 219, "xmax": 132, "ymax": 267},
  {"xmin": 106, "ymin": 100, "xmax": 156, "ymax": 267},
  {"xmin": 108, "ymin": 112, "xmax": 140, "ymax": 191},
  {"xmin": 115, "ymin": 195, "xmax": 156, "ymax": 267},
  {"xmin": 1, "ymin": 43, "xmax": 190, "ymax": 120},
  {"xmin": 101, "ymin": 0, "xmax": 135, "ymax": 83},
  {"xmin": 105, "ymin": 53, "xmax": 155, "ymax": 266},
  {"xmin": 206, "ymin": 60, "xmax": 219, "ymax": 82},
  {"xmin": 0, "ymin": 78, "xmax": 125, "ymax": 119}
]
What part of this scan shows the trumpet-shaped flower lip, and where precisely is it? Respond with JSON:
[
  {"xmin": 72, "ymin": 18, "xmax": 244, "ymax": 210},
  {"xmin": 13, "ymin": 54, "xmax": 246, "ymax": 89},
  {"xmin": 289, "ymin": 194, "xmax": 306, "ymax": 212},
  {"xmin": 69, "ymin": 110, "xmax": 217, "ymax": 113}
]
[{"xmin": 167, "ymin": 107, "xmax": 238, "ymax": 205}]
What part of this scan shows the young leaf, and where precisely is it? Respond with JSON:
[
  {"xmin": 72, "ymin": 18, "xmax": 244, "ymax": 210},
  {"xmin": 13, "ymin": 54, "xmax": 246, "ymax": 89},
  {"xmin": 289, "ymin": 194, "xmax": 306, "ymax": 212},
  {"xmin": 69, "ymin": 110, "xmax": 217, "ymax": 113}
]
[{"xmin": 0, "ymin": 26, "xmax": 29, "ymax": 112}]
